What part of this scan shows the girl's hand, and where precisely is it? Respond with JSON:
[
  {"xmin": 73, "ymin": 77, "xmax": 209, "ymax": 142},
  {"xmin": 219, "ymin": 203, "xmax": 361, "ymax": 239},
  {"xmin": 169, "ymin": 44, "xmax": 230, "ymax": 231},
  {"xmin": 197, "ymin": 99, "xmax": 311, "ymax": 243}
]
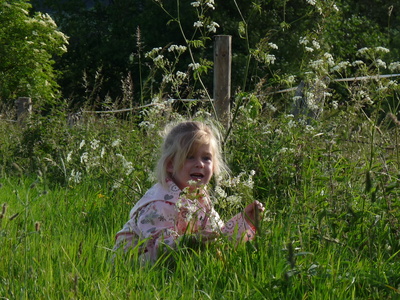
[{"xmin": 244, "ymin": 200, "xmax": 265, "ymax": 227}]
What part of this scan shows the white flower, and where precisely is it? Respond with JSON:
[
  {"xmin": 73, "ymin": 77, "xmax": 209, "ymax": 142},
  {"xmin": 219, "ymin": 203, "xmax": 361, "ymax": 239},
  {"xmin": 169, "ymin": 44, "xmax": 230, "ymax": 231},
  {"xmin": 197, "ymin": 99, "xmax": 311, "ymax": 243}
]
[
  {"xmin": 191, "ymin": 1, "xmax": 200, "ymax": 7},
  {"xmin": 312, "ymin": 40, "xmax": 320, "ymax": 49},
  {"xmin": 206, "ymin": 1, "xmax": 215, "ymax": 9},
  {"xmin": 112, "ymin": 139, "xmax": 121, "ymax": 147},
  {"xmin": 226, "ymin": 195, "xmax": 242, "ymax": 209},
  {"xmin": 310, "ymin": 59, "xmax": 324, "ymax": 70},
  {"xmin": 66, "ymin": 151, "xmax": 73, "ymax": 162},
  {"xmin": 352, "ymin": 60, "xmax": 365, "ymax": 67},
  {"xmin": 207, "ymin": 21, "xmax": 219, "ymax": 33},
  {"xmin": 193, "ymin": 21, "xmax": 204, "ymax": 28},
  {"xmin": 268, "ymin": 42, "xmax": 278, "ymax": 50},
  {"xmin": 168, "ymin": 45, "xmax": 187, "ymax": 53},
  {"xmin": 287, "ymin": 120, "xmax": 296, "ymax": 129},
  {"xmin": 162, "ymin": 74, "xmax": 174, "ymax": 83},
  {"xmin": 90, "ymin": 139, "xmax": 100, "ymax": 150},
  {"xmin": 287, "ymin": 75, "xmax": 296, "ymax": 84},
  {"xmin": 331, "ymin": 61, "xmax": 350, "ymax": 72},
  {"xmin": 375, "ymin": 46, "xmax": 390, "ymax": 53},
  {"xmin": 80, "ymin": 152, "xmax": 89, "ymax": 164},
  {"xmin": 299, "ymin": 36, "xmax": 308, "ymax": 45},
  {"xmin": 79, "ymin": 140, "xmax": 85, "ymax": 149},
  {"xmin": 145, "ymin": 47, "xmax": 162, "ymax": 58},
  {"xmin": 293, "ymin": 96, "xmax": 303, "ymax": 102},
  {"xmin": 139, "ymin": 121, "xmax": 155, "ymax": 129},
  {"xmin": 376, "ymin": 59, "xmax": 387, "ymax": 69},
  {"xmin": 275, "ymin": 128, "xmax": 283, "ymax": 135},
  {"xmin": 323, "ymin": 53, "xmax": 335, "ymax": 67},
  {"xmin": 176, "ymin": 71, "xmax": 187, "ymax": 79},
  {"xmin": 266, "ymin": 54, "xmax": 276, "ymax": 64},
  {"xmin": 389, "ymin": 61, "xmax": 400, "ymax": 72},
  {"xmin": 215, "ymin": 186, "xmax": 227, "ymax": 198},
  {"xmin": 265, "ymin": 102, "xmax": 277, "ymax": 112},
  {"xmin": 305, "ymin": 125, "xmax": 315, "ymax": 133},
  {"xmin": 306, "ymin": 0, "xmax": 316, "ymax": 5},
  {"xmin": 69, "ymin": 169, "xmax": 82, "ymax": 184},
  {"xmin": 189, "ymin": 62, "xmax": 201, "ymax": 70},
  {"xmin": 112, "ymin": 179, "xmax": 123, "ymax": 189},
  {"xmin": 305, "ymin": 47, "xmax": 314, "ymax": 52},
  {"xmin": 357, "ymin": 47, "xmax": 369, "ymax": 55},
  {"xmin": 153, "ymin": 55, "xmax": 164, "ymax": 62}
]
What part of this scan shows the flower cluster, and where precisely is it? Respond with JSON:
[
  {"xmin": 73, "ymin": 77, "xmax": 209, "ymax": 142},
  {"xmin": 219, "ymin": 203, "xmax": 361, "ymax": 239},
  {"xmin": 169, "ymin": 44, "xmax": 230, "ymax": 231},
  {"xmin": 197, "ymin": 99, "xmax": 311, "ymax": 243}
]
[
  {"xmin": 213, "ymin": 170, "xmax": 256, "ymax": 214},
  {"xmin": 65, "ymin": 138, "xmax": 135, "ymax": 189}
]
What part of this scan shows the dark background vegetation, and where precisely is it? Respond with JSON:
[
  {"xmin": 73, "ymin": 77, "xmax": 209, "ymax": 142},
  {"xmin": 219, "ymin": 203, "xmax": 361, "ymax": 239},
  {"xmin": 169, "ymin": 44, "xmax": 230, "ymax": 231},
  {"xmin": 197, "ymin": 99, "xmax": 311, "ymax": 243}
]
[{"xmin": 28, "ymin": 0, "xmax": 400, "ymax": 109}]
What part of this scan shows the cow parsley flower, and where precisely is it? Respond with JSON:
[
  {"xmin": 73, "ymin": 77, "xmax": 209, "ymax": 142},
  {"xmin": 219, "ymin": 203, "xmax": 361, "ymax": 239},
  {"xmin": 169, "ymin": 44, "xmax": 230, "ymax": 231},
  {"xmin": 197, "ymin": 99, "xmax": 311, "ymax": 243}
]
[
  {"xmin": 206, "ymin": 0, "xmax": 215, "ymax": 9},
  {"xmin": 268, "ymin": 42, "xmax": 278, "ymax": 50},
  {"xmin": 266, "ymin": 54, "xmax": 276, "ymax": 64},
  {"xmin": 189, "ymin": 62, "xmax": 201, "ymax": 70},
  {"xmin": 389, "ymin": 61, "xmax": 400, "ymax": 71},
  {"xmin": 207, "ymin": 21, "xmax": 219, "ymax": 33},
  {"xmin": 168, "ymin": 45, "xmax": 187, "ymax": 53},
  {"xmin": 66, "ymin": 151, "xmax": 73, "ymax": 162},
  {"xmin": 80, "ymin": 152, "xmax": 89, "ymax": 164},
  {"xmin": 305, "ymin": 47, "xmax": 314, "ymax": 52},
  {"xmin": 79, "ymin": 140, "xmax": 85, "ymax": 149},
  {"xmin": 376, "ymin": 59, "xmax": 387, "ymax": 69},
  {"xmin": 312, "ymin": 40, "xmax": 320, "ymax": 49},
  {"xmin": 194, "ymin": 21, "xmax": 204, "ymax": 28},
  {"xmin": 112, "ymin": 139, "xmax": 121, "ymax": 147},
  {"xmin": 375, "ymin": 46, "xmax": 390, "ymax": 53},
  {"xmin": 90, "ymin": 139, "xmax": 100, "ymax": 150},
  {"xmin": 69, "ymin": 169, "xmax": 82, "ymax": 184}
]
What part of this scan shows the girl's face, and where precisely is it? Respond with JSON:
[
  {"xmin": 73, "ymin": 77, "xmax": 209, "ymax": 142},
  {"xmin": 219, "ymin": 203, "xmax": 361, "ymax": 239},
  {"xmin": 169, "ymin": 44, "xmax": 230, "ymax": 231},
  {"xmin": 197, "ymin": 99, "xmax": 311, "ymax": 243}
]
[{"xmin": 168, "ymin": 143, "xmax": 214, "ymax": 190}]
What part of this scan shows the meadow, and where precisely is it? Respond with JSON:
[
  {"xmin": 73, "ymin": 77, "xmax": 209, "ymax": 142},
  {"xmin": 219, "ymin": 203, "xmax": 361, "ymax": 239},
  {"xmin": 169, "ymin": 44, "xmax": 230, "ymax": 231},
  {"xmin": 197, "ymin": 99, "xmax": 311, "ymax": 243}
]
[
  {"xmin": 2, "ymin": 1, "xmax": 400, "ymax": 298},
  {"xmin": 1, "ymin": 96, "xmax": 400, "ymax": 299}
]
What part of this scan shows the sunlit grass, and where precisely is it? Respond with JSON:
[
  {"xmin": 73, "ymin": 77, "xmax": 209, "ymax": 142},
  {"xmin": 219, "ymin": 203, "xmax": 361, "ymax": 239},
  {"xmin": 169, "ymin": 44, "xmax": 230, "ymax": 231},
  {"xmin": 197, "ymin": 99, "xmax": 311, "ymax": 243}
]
[{"xmin": 1, "ymin": 160, "xmax": 400, "ymax": 299}]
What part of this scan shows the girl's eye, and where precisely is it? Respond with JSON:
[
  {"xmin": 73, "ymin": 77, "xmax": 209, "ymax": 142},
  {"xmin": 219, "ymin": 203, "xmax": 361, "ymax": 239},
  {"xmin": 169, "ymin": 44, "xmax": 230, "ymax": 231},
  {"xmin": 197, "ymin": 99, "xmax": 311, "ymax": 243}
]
[{"xmin": 203, "ymin": 156, "xmax": 212, "ymax": 161}]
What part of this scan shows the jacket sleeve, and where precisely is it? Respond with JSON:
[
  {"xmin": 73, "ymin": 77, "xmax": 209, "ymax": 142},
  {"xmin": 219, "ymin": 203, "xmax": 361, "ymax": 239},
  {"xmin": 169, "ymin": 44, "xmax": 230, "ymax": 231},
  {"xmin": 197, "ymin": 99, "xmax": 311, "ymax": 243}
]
[
  {"xmin": 135, "ymin": 200, "xmax": 181, "ymax": 261},
  {"xmin": 220, "ymin": 212, "xmax": 256, "ymax": 242}
]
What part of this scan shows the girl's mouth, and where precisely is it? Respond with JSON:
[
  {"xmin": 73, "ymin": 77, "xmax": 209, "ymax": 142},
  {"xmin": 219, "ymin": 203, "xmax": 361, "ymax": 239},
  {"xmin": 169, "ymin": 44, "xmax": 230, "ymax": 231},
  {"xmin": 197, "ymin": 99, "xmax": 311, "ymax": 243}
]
[{"xmin": 190, "ymin": 173, "xmax": 204, "ymax": 180}]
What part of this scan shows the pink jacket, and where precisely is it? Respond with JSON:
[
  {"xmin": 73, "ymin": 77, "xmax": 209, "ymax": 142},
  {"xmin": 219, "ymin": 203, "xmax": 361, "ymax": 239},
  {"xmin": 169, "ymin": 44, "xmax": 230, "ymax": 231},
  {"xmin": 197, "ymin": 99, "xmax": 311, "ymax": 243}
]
[{"xmin": 114, "ymin": 180, "xmax": 255, "ymax": 262}]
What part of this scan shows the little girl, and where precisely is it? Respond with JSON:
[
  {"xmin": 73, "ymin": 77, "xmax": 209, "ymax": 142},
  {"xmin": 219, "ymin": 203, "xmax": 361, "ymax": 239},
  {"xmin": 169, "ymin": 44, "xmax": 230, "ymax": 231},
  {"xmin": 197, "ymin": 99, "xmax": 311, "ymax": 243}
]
[{"xmin": 114, "ymin": 121, "xmax": 264, "ymax": 262}]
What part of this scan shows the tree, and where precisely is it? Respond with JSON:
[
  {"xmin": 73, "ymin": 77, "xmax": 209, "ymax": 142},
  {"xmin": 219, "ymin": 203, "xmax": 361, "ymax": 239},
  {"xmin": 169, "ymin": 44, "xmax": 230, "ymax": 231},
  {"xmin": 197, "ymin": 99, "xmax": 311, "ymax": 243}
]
[{"xmin": 0, "ymin": 0, "xmax": 68, "ymax": 107}]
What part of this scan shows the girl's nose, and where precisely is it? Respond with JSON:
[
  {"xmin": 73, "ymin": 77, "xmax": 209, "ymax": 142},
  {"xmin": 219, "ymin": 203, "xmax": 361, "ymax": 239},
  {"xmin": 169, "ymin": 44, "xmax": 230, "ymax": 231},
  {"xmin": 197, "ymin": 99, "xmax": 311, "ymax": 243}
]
[{"xmin": 195, "ymin": 158, "xmax": 204, "ymax": 168}]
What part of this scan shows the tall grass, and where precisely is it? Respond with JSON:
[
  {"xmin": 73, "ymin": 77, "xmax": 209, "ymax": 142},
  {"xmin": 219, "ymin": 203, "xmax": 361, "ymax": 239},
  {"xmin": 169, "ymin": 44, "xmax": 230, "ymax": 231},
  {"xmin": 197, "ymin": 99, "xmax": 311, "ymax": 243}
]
[
  {"xmin": 2, "ymin": 1, "xmax": 400, "ymax": 298},
  {"xmin": 1, "ymin": 97, "xmax": 400, "ymax": 299}
]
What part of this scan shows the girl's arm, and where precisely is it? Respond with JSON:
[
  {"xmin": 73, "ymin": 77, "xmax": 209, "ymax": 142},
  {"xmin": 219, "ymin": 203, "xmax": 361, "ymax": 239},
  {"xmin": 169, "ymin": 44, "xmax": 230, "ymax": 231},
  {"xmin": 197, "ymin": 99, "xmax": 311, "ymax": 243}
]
[
  {"xmin": 220, "ymin": 201, "xmax": 264, "ymax": 242},
  {"xmin": 135, "ymin": 201, "xmax": 181, "ymax": 261},
  {"xmin": 220, "ymin": 212, "xmax": 256, "ymax": 242}
]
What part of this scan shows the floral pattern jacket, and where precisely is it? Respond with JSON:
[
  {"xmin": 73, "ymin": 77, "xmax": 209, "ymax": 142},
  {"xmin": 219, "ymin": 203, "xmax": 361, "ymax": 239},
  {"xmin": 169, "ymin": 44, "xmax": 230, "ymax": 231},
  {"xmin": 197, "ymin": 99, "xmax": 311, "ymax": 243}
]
[{"xmin": 114, "ymin": 180, "xmax": 256, "ymax": 262}]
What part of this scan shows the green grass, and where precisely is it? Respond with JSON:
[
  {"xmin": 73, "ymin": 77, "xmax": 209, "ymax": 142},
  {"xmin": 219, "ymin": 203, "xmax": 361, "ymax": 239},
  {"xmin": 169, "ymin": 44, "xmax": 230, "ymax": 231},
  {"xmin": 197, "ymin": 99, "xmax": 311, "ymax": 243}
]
[
  {"xmin": 1, "ymin": 172, "xmax": 400, "ymax": 299},
  {"xmin": 1, "ymin": 101, "xmax": 400, "ymax": 299}
]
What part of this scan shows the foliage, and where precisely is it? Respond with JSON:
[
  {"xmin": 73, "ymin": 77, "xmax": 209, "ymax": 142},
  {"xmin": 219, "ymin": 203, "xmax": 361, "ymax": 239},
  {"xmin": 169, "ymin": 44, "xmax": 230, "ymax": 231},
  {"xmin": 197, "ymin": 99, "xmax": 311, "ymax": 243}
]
[
  {"xmin": 2, "ymin": 0, "xmax": 400, "ymax": 298},
  {"xmin": 0, "ymin": 0, "xmax": 68, "ymax": 107},
  {"xmin": 27, "ymin": 0, "xmax": 400, "ymax": 109}
]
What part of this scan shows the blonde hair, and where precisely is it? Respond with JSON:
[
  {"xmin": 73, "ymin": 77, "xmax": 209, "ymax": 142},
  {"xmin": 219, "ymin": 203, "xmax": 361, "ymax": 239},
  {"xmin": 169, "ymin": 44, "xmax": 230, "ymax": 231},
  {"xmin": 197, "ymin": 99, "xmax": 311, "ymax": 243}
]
[{"xmin": 156, "ymin": 121, "xmax": 227, "ymax": 187}]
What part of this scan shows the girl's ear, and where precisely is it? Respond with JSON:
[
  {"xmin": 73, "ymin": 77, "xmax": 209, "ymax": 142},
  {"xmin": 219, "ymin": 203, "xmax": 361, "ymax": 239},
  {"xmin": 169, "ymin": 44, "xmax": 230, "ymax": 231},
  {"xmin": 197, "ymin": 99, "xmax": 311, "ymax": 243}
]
[{"xmin": 166, "ymin": 159, "xmax": 174, "ymax": 173}]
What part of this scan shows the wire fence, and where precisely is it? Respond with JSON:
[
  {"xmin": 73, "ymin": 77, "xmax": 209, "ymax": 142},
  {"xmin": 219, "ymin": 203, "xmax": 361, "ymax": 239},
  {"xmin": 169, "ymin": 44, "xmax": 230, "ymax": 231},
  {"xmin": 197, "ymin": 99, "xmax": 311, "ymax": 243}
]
[
  {"xmin": 80, "ymin": 73, "xmax": 400, "ymax": 114},
  {"xmin": 2, "ymin": 73, "xmax": 400, "ymax": 122}
]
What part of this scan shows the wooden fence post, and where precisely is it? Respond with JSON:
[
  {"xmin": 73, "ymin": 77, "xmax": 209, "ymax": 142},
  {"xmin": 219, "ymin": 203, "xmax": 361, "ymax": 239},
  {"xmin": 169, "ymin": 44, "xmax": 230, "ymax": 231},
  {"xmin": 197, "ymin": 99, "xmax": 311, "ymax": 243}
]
[
  {"xmin": 15, "ymin": 97, "xmax": 32, "ymax": 124},
  {"xmin": 214, "ymin": 35, "xmax": 232, "ymax": 128}
]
